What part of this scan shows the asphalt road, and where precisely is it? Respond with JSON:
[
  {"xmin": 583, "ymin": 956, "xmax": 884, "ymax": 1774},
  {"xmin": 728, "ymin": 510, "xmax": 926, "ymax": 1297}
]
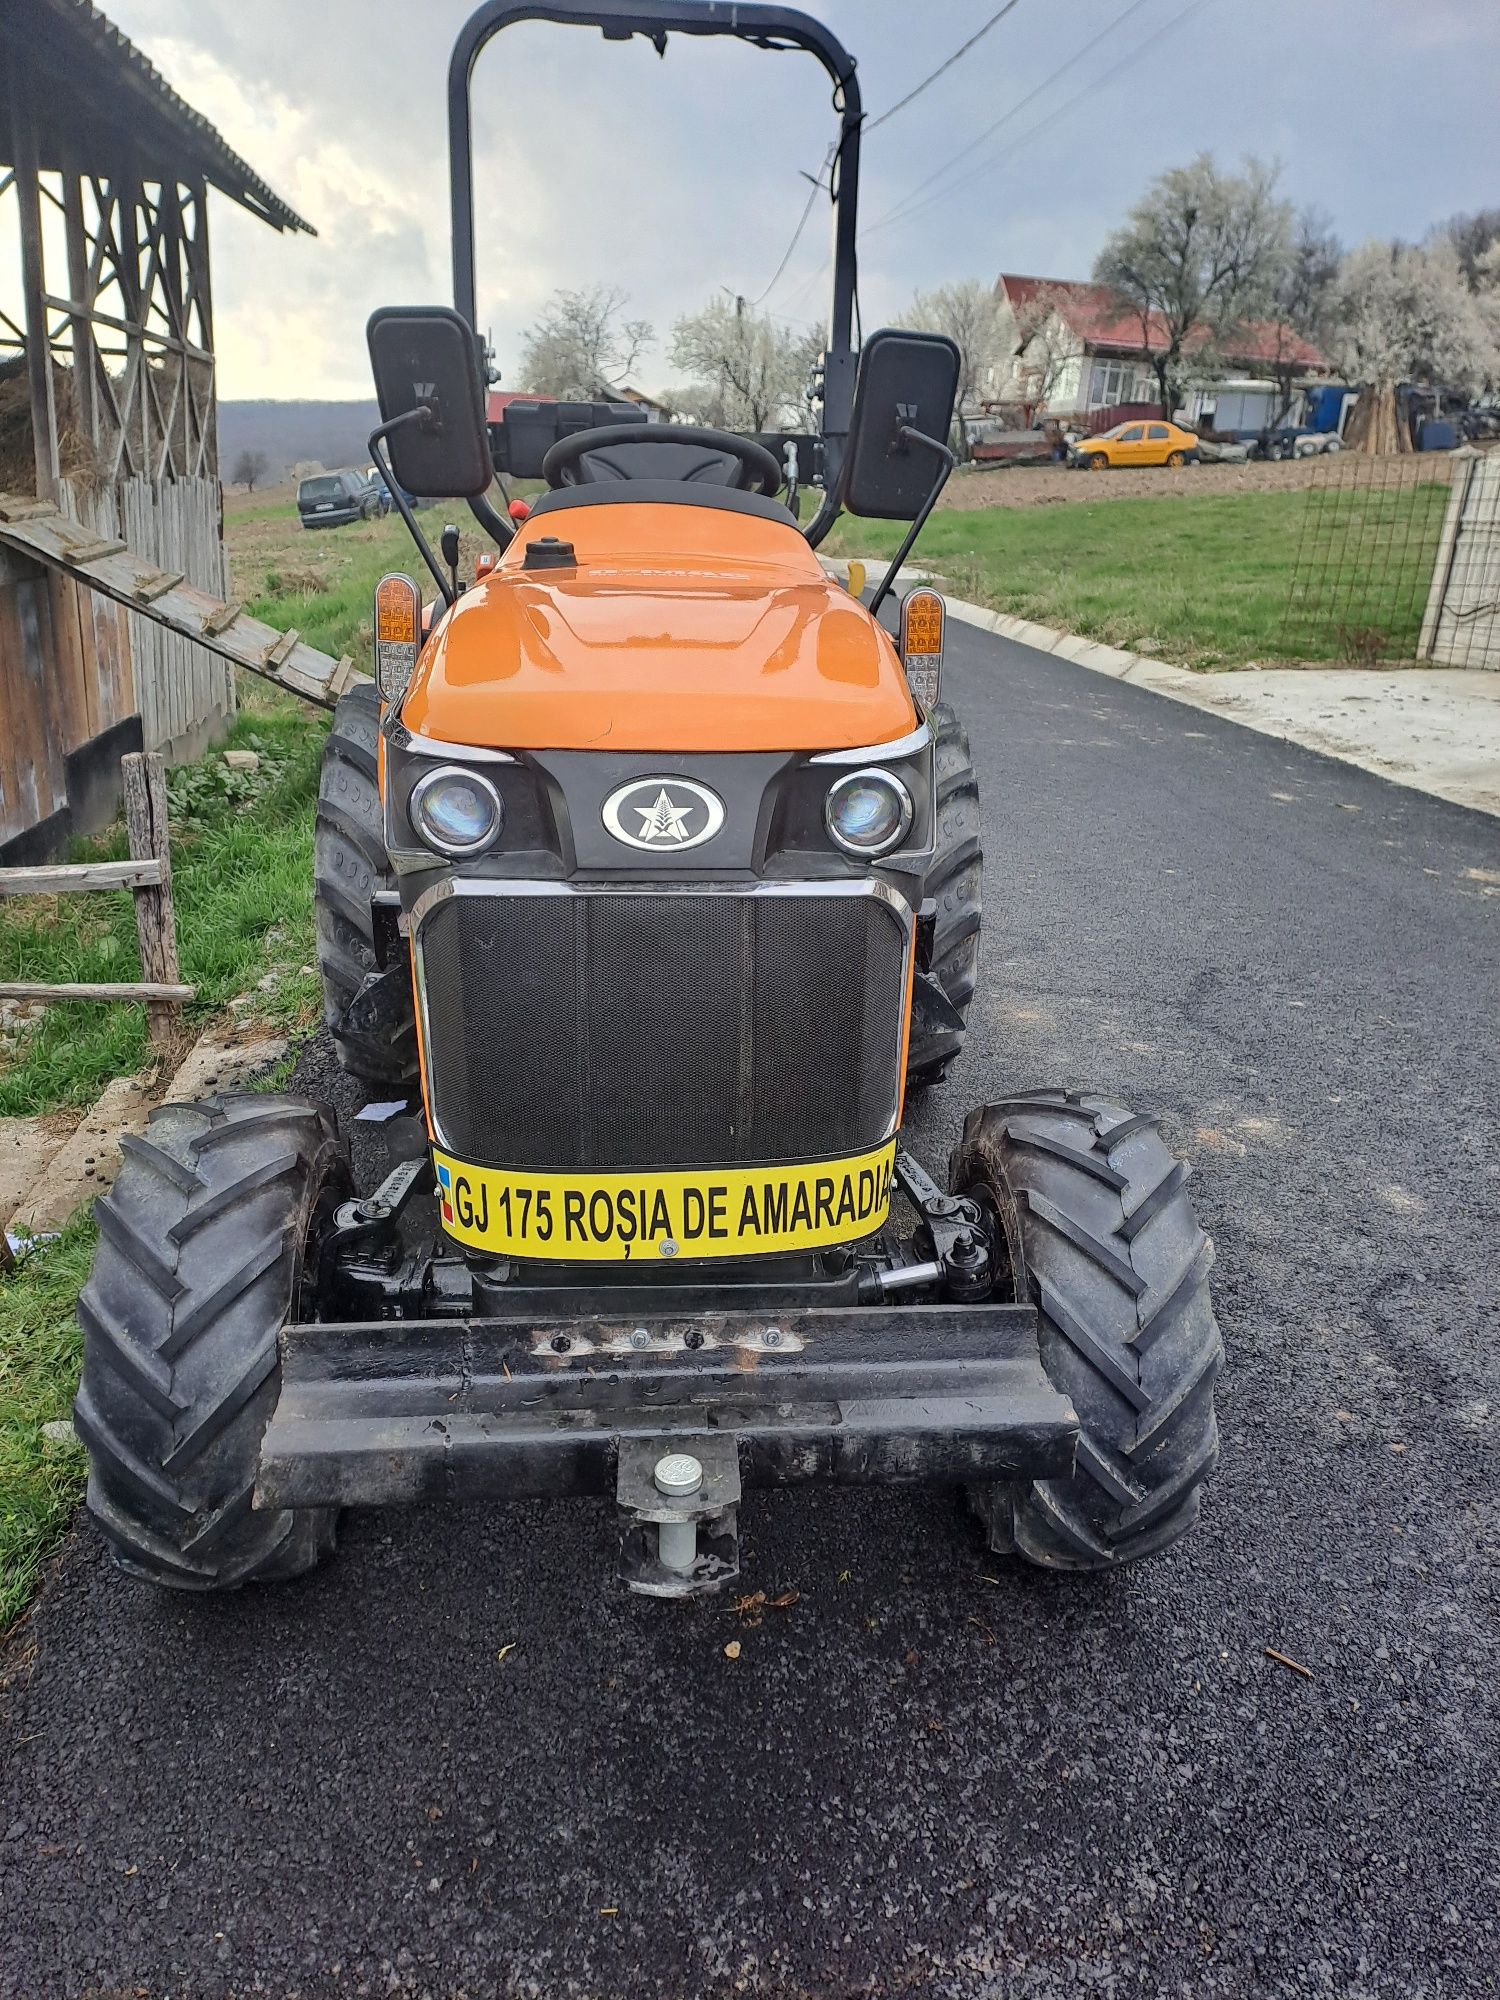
[{"xmin": 4, "ymin": 625, "xmax": 1499, "ymax": 2000}]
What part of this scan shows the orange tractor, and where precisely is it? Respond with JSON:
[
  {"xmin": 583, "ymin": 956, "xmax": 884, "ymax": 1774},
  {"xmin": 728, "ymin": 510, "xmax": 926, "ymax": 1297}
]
[{"xmin": 75, "ymin": 0, "xmax": 1221, "ymax": 1597}]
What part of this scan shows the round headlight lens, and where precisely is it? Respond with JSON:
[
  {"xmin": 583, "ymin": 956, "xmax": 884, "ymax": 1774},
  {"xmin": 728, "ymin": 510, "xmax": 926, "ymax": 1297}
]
[
  {"xmin": 824, "ymin": 768, "xmax": 913, "ymax": 858},
  {"xmin": 411, "ymin": 767, "xmax": 503, "ymax": 857}
]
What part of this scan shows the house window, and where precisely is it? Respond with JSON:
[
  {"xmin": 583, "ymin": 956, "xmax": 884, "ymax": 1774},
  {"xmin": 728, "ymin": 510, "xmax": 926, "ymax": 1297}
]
[{"xmin": 1088, "ymin": 359, "xmax": 1153, "ymax": 407}]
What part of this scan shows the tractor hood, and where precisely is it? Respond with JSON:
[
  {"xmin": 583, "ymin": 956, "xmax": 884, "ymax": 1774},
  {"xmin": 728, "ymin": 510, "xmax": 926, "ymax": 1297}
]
[{"xmin": 398, "ymin": 502, "xmax": 916, "ymax": 754}]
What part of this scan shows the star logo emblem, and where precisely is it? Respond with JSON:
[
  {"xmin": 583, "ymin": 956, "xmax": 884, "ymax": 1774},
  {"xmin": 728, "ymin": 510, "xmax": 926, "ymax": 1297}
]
[
  {"xmin": 602, "ymin": 776, "xmax": 725, "ymax": 852},
  {"xmin": 634, "ymin": 787, "xmax": 695, "ymax": 843}
]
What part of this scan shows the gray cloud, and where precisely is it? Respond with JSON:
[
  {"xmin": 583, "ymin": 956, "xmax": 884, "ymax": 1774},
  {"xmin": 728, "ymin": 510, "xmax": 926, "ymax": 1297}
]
[{"xmin": 104, "ymin": 0, "xmax": 1500, "ymax": 398}]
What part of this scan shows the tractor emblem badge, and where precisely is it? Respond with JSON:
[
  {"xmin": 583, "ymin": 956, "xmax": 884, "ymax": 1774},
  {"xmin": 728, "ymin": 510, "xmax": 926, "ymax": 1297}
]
[{"xmin": 603, "ymin": 777, "xmax": 725, "ymax": 852}]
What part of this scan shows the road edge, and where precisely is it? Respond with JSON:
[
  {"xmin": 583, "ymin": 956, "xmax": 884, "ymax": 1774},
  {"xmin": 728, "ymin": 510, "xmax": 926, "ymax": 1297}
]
[{"xmin": 823, "ymin": 559, "xmax": 1500, "ymax": 822}]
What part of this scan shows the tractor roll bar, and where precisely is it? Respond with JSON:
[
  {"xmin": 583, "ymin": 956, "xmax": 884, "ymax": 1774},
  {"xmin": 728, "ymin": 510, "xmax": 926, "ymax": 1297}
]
[{"xmin": 448, "ymin": 1, "xmax": 863, "ymax": 543}]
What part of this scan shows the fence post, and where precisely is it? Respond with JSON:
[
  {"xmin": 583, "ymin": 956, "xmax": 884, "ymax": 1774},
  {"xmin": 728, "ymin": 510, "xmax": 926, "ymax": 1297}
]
[
  {"xmin": 1418, "ymin": 455, "xmax": 1474, "ymax": 663},
  {"xmin": 120, "ymin": 751, "xmax": 183, "ymax": 1052}
]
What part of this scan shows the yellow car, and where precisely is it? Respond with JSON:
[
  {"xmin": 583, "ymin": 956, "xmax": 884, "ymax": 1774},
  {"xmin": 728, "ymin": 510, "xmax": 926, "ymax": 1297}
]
[{"xmin": 1072, "ymin": 419, "xmax": 1200, "ymax": 470}]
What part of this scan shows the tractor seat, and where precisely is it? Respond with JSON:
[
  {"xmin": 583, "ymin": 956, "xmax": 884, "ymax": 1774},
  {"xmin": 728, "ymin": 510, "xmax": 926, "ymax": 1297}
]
[
  {"xmin": 527, "ymin": 479, "xmax": 799, "ymax": 528},
  {"xmin": 556, "ymin": 436, "xmax": 751, "ymax": 486},
  {"xmin": 533, "ymin": 422, "xmax": 796, "ymax": 525}
]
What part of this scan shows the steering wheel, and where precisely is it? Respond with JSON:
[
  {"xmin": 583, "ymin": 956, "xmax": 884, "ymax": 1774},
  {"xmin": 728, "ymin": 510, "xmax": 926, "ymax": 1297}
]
[{"xmin": 542, "ymin": 423, "xmax": 784, "ymax": 496}]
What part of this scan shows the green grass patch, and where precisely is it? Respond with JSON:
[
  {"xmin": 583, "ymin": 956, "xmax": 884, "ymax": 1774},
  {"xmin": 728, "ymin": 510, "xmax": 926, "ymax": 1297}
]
[
  {"xmin": 0, "ymin": 693, "xmax": 326, "ymax": 1117},
  {"xmin": 0, "ymin": 1219, "xmax": 94, "ymax": 1630},
  {"xmin": 0, "ymin": 523, "xmax": 393, "ymax": 1626},
  {"xmin": 243, "ymin": 510, "xmax": 417, "ymax": 670},
  {"xmin": 825, "ymin": 483, "xmax": 1450, "ymax": 669}
]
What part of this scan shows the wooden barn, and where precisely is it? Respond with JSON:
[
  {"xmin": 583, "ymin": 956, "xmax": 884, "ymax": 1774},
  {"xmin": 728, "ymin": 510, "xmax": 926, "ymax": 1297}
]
[{"xmin": 0, "ymin": 0, "xmax": 312, "ymax": 862}]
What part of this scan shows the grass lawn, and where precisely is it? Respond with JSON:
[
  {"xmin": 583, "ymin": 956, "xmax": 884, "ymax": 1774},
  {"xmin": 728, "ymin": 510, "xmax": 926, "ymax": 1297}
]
[
  {"xmin": 824, "ymin": 481, "xmax": 1451, "ymax": 669},
  {"xmin": 0, "ymin": 502, "xmax": 414, "ymax": 1630}
]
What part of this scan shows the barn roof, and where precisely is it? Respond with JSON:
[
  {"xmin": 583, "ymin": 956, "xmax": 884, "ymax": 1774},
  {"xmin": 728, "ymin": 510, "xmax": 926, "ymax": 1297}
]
[
  {"xmin": 0, "ymin": 0, "xmax": 313, "ymax": 235},
  {"xmin": 998, "ymin": 275, "xmax": 1325, "ymax": 371}
]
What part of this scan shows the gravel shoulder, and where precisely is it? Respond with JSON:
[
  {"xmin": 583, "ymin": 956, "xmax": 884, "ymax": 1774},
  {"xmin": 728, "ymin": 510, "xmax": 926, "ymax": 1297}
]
[{"xmin": 2, "ymin": 623, "xmax": 1497, "ymax": 1999}]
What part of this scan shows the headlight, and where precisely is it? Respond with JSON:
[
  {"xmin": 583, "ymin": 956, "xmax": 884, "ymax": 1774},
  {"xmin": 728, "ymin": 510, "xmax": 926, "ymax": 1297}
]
[
  {"xmin": 410, "ymin": 767, "xmax": 503, "ymax": 857},
  {"xmin": 824, "ymin": 768, "xmax": 913, "ymax": 858}
]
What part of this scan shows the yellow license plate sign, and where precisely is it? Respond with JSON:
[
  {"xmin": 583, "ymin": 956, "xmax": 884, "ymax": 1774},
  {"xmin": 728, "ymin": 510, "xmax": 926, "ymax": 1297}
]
[{"xmin": 432, "ymin": 1142, "xmax": 896, "ymax": 1262}]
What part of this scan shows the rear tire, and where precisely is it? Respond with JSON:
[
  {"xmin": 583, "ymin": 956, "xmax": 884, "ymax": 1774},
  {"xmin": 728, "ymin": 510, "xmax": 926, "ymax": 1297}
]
[
  {"xmin": 907, "ymin": 701, "xmax": 982, "ymax": 1088},
  {"xmin": 952, "ymin": 1089, "xmax": 1222, "ymax": 1570},
  {"xmin": 74, "ymin": 1094, "xmax": 350, "ymax": 1590},
  {"xmin": 315, "ymin": 682, "xmax": 418, "ymax": 1088}
]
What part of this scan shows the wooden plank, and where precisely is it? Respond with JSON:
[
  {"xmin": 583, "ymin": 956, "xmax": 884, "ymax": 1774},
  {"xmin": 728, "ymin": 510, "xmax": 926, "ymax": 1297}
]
[
  {"xmin": 11, "ymin": 88, "xmax": 59, "ymax": 502},
  {"xmin": 11, "ymin": 571, "xmax": 69, "ymax": 829},
  {"xmin": 44, "ymin": 568, "xmax": 93, "ymax": 756},
  {"xmin": 133, "ymin": 568, "xmax": 185, "ymax": 604},
  {"xmin": 122, "ymin": 752, "xmax": 183, "ymax": 1050},
  {"xmin": 202, "ymin": 598, "xmax": 242, "ymax": 636},
  {"xmin": 263, "ymin": 626, "xmax": 301, "ymax": 668},
  {"xmin": 0, "ymin": 981, "xmax": 195, "ymax": 1002},
  {"xmin": 0, "ymin": 499, "xmax": 59, "ymax": 523},
  {"xmin": 67, "ymin": 537, "xmax": 128, "ymax": 564},
  {"xmin": 0, "ymin": 859, "xmax": 163, "ymax": 895},
  {"xmin": 0, "ymin": 496, "xmax": 366, "ymax": 712}
]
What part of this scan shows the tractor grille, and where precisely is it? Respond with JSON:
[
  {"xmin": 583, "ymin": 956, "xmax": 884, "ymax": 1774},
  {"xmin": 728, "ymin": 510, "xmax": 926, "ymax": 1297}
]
[{"xmin": 415, "ymin": 886, "xmax": 908, "ymax": 1169}]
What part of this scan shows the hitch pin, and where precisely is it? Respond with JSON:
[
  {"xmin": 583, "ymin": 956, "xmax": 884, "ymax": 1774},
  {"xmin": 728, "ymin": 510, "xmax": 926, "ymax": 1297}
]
[
  {"xmin": 877, "ymin": 1259, "xmax": 943, "ymax": 1297},
  {"xmin": 654, "ymin": 1452, "xmax": 703, "ymax": 1574}
]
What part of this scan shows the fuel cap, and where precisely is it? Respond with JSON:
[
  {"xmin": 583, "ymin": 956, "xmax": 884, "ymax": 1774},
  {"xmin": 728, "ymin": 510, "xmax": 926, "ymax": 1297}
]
[{"xmin": 522, "ymin": 535, "xmax": 577, "ymax": 571}]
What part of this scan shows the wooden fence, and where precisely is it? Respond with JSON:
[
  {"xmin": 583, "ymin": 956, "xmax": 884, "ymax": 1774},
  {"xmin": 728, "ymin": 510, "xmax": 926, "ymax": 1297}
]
[
  {"xmin": 65, "ymin": 474, "xmax": 235, "ymax": 757},
  {"xmin": 0, "ymin": 474, "xmax": 233, "ymax": 859}
]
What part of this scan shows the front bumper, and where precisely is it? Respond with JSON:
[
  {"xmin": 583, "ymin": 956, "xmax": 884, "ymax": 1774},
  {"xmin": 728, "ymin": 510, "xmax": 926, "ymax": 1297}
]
[{"xmin": 258, "ymin": 1304, "xmax": 1078, "ymax": 1510}]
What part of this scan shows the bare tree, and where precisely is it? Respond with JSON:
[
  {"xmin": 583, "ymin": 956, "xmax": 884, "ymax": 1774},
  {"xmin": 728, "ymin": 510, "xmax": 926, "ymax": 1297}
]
[
  {"xmin": 1006, "ymin": 283, "xmax": 1078, "ymax": 425},
  {"xmin": 906, "ymin": 279, "xmax": 1006, "ymax": 455},
  {"xmin": 1441, "ymin": 208, "xmax": 1500, "ymax": 291},
  {"xmin": 518, "ymin": 286, "xmax": 653, "ymax": 399},
  {"xmin": 231, "ymin": 448, "xmax": 269, "ymax": 492},
  {"xmin": 1331, "ymin": 238, "xmax": 1499, "ymax": 453},
  {"xmin": 668, "ymin": 297, "xmax": 822, "ymax": 433},
  {"xmin": 1094, "ymin": 154, "xmax": 1293, "ymax": 417},
  {"xmin": 1264, "ymin": 208, "xmax": 1342, "ymax": 421}
]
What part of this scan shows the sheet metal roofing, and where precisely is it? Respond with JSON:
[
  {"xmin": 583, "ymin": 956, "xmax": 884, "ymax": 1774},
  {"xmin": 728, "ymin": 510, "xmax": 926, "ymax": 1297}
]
[
  {"xmin": 3, "ymin": 0, "xmax": 313, "ymax": 235},
  {"xmin": 999, "ymin": 275, "xmax": 1325, "ymax": 371}
]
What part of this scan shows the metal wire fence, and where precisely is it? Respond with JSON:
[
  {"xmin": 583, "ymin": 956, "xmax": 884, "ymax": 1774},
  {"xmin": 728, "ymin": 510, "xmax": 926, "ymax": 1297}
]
[{"xmin": 1279, "ymin": 454, "xmax": 1473, "ymax": 666}]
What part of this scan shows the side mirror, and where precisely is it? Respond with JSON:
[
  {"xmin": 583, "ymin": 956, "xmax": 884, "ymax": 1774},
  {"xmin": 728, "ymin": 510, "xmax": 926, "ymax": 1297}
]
[
  {"xmin": 367, "ymin": 306, "xmax": 493, "ymax": 499},
  {"xmin": 843, "ymin": 329, "xmax": 962, "ymax": 520}
]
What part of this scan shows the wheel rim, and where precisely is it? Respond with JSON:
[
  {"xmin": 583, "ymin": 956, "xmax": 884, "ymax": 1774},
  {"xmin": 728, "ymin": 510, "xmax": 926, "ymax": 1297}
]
[{"xmin": 1167, "ymin": 451, "xmax": 1184, "ymax": 467}]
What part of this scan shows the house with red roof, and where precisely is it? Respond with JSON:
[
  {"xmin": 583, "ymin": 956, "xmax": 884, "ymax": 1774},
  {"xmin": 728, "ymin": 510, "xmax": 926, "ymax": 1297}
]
[{"xmin": 992, "ymin": 274, "xmax": 1328, "ymax": 430}]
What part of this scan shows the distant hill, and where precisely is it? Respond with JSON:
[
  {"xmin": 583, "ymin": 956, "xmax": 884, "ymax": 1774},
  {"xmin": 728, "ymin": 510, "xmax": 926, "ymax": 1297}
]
[{"xmin": 219, "ymin": 401, "xmax": 381, "ymax": 485}]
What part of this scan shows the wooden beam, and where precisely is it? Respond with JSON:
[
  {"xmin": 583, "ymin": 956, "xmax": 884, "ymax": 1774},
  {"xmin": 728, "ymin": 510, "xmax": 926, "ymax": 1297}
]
[
  {"xmin": 0, "ymin": 502, "xmax": 366, "ymax": 711},
  {"xmin": 0, "ymin": 981, "xmax": 195, "ymax": 1003},
  {"xmin": 61, "ymin": 160, "xmax": 97, "ymax": 454},
  {"xmin": 9, "ymin": 83, "xmax": 59, "ymax": 502},
  {"xmin": 122, "ymin": 752, "xmax": 184, "ymax": 1051},
  {"xmin": 0, "ymin": 859, "xmax": 163, "ymax": 896}
]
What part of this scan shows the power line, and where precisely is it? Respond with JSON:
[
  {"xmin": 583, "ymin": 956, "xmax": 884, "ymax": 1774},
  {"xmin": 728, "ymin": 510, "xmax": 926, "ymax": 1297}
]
[
  {"xmin": 872, "ymin": 0, "xmax": 1221, "ymax": 239},
  {"xmin": 749, "ymin": 1, "xmax": 1028, "ymax": 310},
  {"xmin": 865, "ymin": 0, "xmax": 1160, "ymax": 237},
  {"xmin": 864, "ymin": 0, "xmax": 1025, "ymax": 134},
  {"xmin": 749, "ymin": 145, "xmax": 836, "ymax": 305}
]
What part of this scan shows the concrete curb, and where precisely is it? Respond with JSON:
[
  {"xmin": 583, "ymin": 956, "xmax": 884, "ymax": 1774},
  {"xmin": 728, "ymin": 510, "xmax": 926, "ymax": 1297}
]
[{"xmin": 823, "ymin": 558, "xmax": 1500, "ymax": 820}]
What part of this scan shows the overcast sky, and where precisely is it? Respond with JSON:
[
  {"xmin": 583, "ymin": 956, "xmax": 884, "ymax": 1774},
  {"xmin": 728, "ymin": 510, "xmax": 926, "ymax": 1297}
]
[{"xmin": 96, "ymin": 0, "xmax": 1500, "ymax": 400}]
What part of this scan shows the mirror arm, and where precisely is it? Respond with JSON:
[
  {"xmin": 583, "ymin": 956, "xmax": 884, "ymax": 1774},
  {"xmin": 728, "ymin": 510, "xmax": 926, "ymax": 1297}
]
[
  {"xmin": 369, "ymin": 413, "xmax": 455, "ymax": 607},
  {"xmin": 802, "ymin": 485, "xmax": 842, "ymax": 549},
  {"xmin": 467, "ymin": 491, "xmax": 515, "ymax": 552},
  {"xmin": 867, "ymin": 425, "xmax": 956, "ymax": 620}
]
